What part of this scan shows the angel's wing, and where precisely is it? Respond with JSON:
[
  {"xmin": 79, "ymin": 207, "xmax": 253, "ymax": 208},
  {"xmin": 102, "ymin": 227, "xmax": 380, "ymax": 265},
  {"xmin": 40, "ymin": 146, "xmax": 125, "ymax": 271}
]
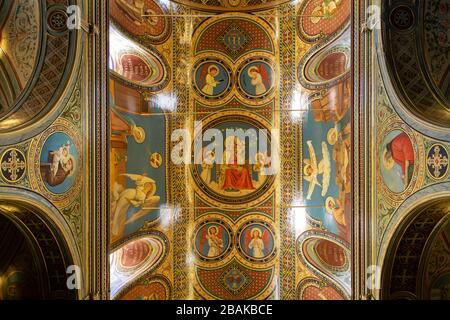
[
  {"xmin": 121, "ymin": 173, "xmax": 155, "ymax": 185},
  {"xmin": 258, "ymin": 64, "xmax": 271, "ymax": 90},
  {"xmin": 306, "ymin": 177, "xmax": 320, "ymax": 200},
  {"xmin": 307, "ymin": 140, "xmax": 318, "ymax": 169},
  {"xmin": 320, "ymin": 141, "xmax": 331, "ymax": 197},
  {"xmin": 125, "ymin": 196, "xmax": 160, "ymax": 225},
  {"xmin": 199, "ymin": 228, "xmax": 208, "ymax": 255},
  {"xmin": 245, "ymin": 229, "xmax": 252, "ymax": 253},
  {"xmin": 262, "ymin": 230, "xmax": 270, "ymax": 256}
]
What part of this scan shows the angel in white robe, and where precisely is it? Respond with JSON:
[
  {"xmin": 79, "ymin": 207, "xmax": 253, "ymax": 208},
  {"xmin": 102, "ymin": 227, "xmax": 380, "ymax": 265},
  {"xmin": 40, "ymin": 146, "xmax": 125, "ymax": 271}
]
[
  {"xmin": 111, "ymin": 173, "xmax": 160, "ymax": 240},
  {"xmin": 304, "ymin": 140, "xmax": 331, "ymax": 200}
]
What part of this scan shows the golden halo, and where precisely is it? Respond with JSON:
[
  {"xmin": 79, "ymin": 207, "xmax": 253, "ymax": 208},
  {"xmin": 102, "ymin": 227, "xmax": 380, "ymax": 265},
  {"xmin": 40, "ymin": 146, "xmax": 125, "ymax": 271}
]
[
  {"xmin": 250, "ymin": 227, "xmax": 261, "ymax": 237},
  {"xmin": 325, "ymin": 196, "xmax": 335, "ymax": 214}
]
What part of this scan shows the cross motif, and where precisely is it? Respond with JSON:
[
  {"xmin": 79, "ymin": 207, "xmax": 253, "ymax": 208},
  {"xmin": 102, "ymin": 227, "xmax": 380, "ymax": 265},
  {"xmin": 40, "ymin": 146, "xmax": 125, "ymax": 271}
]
[
  {"xmin": 427, "ymin": 145, "xmax": 449, "ymax": 178},
  {"xmin": 45, "ymin": 251, "xmax": 60, "ymax": 264},
  {"xmin": 405, "ymin": 233, "xmax": 425, "ymax": 246},
  {"xmin": 398, "ymin": 250, "xmax": 416, "ymax": 264},
  {"xmin": 1, "ymin": 149, "xmax": 26, "ymax": 181}
]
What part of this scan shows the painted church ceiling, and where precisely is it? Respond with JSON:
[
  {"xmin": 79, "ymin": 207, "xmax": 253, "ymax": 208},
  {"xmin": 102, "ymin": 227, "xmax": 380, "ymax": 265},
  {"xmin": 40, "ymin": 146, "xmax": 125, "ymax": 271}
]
[
  {"xmin": 0, "ymin": 0, "xmax": 79, "ymax": 135},
  {"xmin": 107, "ymin": 0, "xmax": 353, "ymax": 300},
  {"xmin": 382, "ymin": 0, "xmax": 450, "ymax": 127}
]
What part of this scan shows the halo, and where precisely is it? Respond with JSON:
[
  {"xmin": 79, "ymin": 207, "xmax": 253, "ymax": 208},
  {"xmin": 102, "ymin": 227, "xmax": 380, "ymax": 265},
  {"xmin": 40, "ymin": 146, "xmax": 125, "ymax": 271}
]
[
  {"xmin": 250, "ymin": 227, "xmax": 261, "ymax": 237},
  {"xmin": 247, "ymin": 66, "xmax": 259, "ymax": 77},
  {"xmin": 303, "ymin": 163, "xmax": 313, "ymax": 176},
  {"xmin": 327, "ymin": 127, "xmax": 338, "ymax": 146},
  {"xmin": 382, "ymin": 149, "xmax": 395, "ymax": 170},
  {"xmin": 208, "ymin": 225, "xmax": 218, "ymax": 235},
  {"xmin": 132, "ymin": 126, "xmax": 146, "ymax": 144},
  {"xmin": 208, "ymin": 65, "xmax": 219, "ymax": 74},
  {"xmin": 325, "ymin": 196, "xmax": 335, "ymax": 214}
]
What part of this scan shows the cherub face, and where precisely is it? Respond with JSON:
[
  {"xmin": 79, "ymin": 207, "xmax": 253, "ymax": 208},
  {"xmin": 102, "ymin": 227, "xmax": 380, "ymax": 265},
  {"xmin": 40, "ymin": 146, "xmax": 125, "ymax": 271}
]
[
  {"xmin": 252, "ymin": 230, "xmax": 260, "ymax": 238},
  {"xmin": 250, "ymin": 70, "xmax": 258, "ymax": 78},
  {"xmin": 62, "ymin": 147, "xmax": 69, "ymax": 157}
]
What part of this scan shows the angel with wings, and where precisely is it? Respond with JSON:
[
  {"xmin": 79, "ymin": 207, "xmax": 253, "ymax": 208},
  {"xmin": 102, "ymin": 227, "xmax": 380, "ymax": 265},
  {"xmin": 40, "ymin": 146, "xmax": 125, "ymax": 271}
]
[
  {"xmin": 199, "ymin": 226, "xmax": 223, "ymax": 258},
  {"xmin": 245, "ymin": 227, "xmax": 270, "ymax": 259},
  {"xmin": 248, "ymin": 65, "xmax": 270, "ymax": 95},
  {"xmin": 304, "ymin": 140, "xmax": 331, "ymax": 200},
  {"xmin": 110, "ymin": 173, "xmax": 160, "ymax": 240}
]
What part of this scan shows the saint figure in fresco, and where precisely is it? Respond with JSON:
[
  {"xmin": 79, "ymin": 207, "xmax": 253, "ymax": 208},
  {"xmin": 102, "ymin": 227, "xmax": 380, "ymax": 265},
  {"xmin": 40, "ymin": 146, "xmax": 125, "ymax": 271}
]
[
  {"xmin": 200, "ymin": 150, "xmax": 215, "ymax": 185},
  {"xmin": 40, "ymin": 143, "xmax": 76, "ymax": 187},
  {"xmin": 199, "ymin": 226, "xmax": 223, "ymax": 258},
  {"xmin": 244, "ymin": 227, "xmax": 270, "ymax": 259},
  {"xmin": 221, "ymin": 136, "xmax": 255, "ymax": 192},
  {"xmin": 248, "ymin": 66, "xmax": 270, "ymax": 95},
  {"xmin": 382, "ymin": 132, "xmax": 415, "ymax": 188},
  {"xmin": 201, "ymin": 65, "xmax": 223, "ymax": 96},
  {"xmin": 310, "ymin": 0, "xmax": 343, "ymax": 24}
]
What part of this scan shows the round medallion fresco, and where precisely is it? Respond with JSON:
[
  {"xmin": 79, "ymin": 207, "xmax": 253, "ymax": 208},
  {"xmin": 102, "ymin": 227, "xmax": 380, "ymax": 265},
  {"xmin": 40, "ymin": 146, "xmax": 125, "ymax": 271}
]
[
  {"xmin": 297, "ymin": 0, "xmax": 351, "ymax": 43},
  {"xmin": 237, "ymin": 59, "xmax": 274, "ymax": 100},
  {"xmin": 379, "ymin": 129, "xmax": 416, "ymax": 194},
  {"xmin": 190, "ymin": 112, "xmax": 276, "ymax": 207},
  {"xmin": 27, "ymin": 119, "xmax": 82, "ymax": 207},
  {"xmin": 237, "ymin": 220, "xmax": 276, "ymax": 263},
  {"xmin": 194, "ymin": 219, "xmax": 233, "ymax": 261},
  {"xmin": 39, "ymin": 132, "xmax": 79, "ymax": 195},
  {"xmin": 193, "ymin": 59, "xmax": 232, "ymax": 100}
]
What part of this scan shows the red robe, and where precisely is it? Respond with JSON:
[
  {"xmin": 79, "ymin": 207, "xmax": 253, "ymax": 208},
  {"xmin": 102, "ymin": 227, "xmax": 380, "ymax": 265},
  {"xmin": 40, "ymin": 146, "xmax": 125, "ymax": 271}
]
[
  {"xmin": 390, "ymin": 133, "xmax": 414, "ymax": 174},
  {"xmin": 222, "ymin": 153, "xmax": 254, "ymax": 190}
]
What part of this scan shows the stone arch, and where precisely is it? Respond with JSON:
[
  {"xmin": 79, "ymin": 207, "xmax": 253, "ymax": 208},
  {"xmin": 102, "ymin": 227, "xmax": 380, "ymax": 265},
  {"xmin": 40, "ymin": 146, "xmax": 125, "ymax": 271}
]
[
  {"xmin": 0, "ymin": 186, "xmax": 82, "ymax": 299},
  {"xmin": 378, "ymin": 183, "xmax": 450, "ymax": 299}
]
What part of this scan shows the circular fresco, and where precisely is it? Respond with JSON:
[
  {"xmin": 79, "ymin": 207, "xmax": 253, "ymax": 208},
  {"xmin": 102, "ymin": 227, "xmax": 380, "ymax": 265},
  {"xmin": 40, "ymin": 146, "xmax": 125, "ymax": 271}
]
[
  {"xmin": 237, "ymin": 220, "xmax": 276, "ymax": 263},
  {"xmin": 237, "ymin": 58, "xmax": 274, "ymax": 100},
  {"xmin": 194, "ymin": 219, "xmax": 233, "ymax": 261},
  {"xmin": 39, "ymin": 132, "xmax": 79, "ymax": 195},
  {"xmin": 190, "ymin": 112, "xmax": 276, "ymax": 207},
  {"xmin": 193, "ymin": 59, "xmax": 232, "ymax": 100},
  {"xmin": 27, "ymin": 118, "xmax": 83, "ymax": 208},
  {"xmin": 297, "ymin": 0, "xmax": 351, "ymax": 43},
  {"xmin": 379, "ymin": 130, "xmax": 416, "ymax": 193}
]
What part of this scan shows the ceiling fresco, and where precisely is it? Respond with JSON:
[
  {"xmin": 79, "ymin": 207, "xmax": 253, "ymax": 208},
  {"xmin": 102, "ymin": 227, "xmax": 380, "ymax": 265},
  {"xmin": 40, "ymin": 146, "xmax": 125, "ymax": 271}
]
[
  {"xmin": 0, "ymin": 0, "xmax": 79, "ymax": 134},
  {"xmin": 108, "ymin": 0, "xmax": 352, "ymax": 300}
]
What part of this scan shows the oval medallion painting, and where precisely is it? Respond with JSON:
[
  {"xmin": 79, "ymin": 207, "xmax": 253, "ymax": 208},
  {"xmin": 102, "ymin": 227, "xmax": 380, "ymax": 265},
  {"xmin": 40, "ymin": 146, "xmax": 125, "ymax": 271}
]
[
  {"xmin": 238, "ymin": 60, "xmax": 274, "ymax": 99},
  {"xmin": 194, "ymin": 221, "xmax": 232, "ymax": 261},
  {"xmin": 238, "ymin": 222, "xmax": 275, "ymax": 262},
  {"xmin": 39, "ymin": 132, "xmax": 79, "ymax": 194},
  {"xmin": 380, "ymin": 130, "xmax": 415, "ymax": 193},
  {"xmin": 194, "ymin": 60, "xmax": 231, "ymax": 99},
  {"xmin": 191, "ymin": 115, "xmax": 275, "ymax": 206}
]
